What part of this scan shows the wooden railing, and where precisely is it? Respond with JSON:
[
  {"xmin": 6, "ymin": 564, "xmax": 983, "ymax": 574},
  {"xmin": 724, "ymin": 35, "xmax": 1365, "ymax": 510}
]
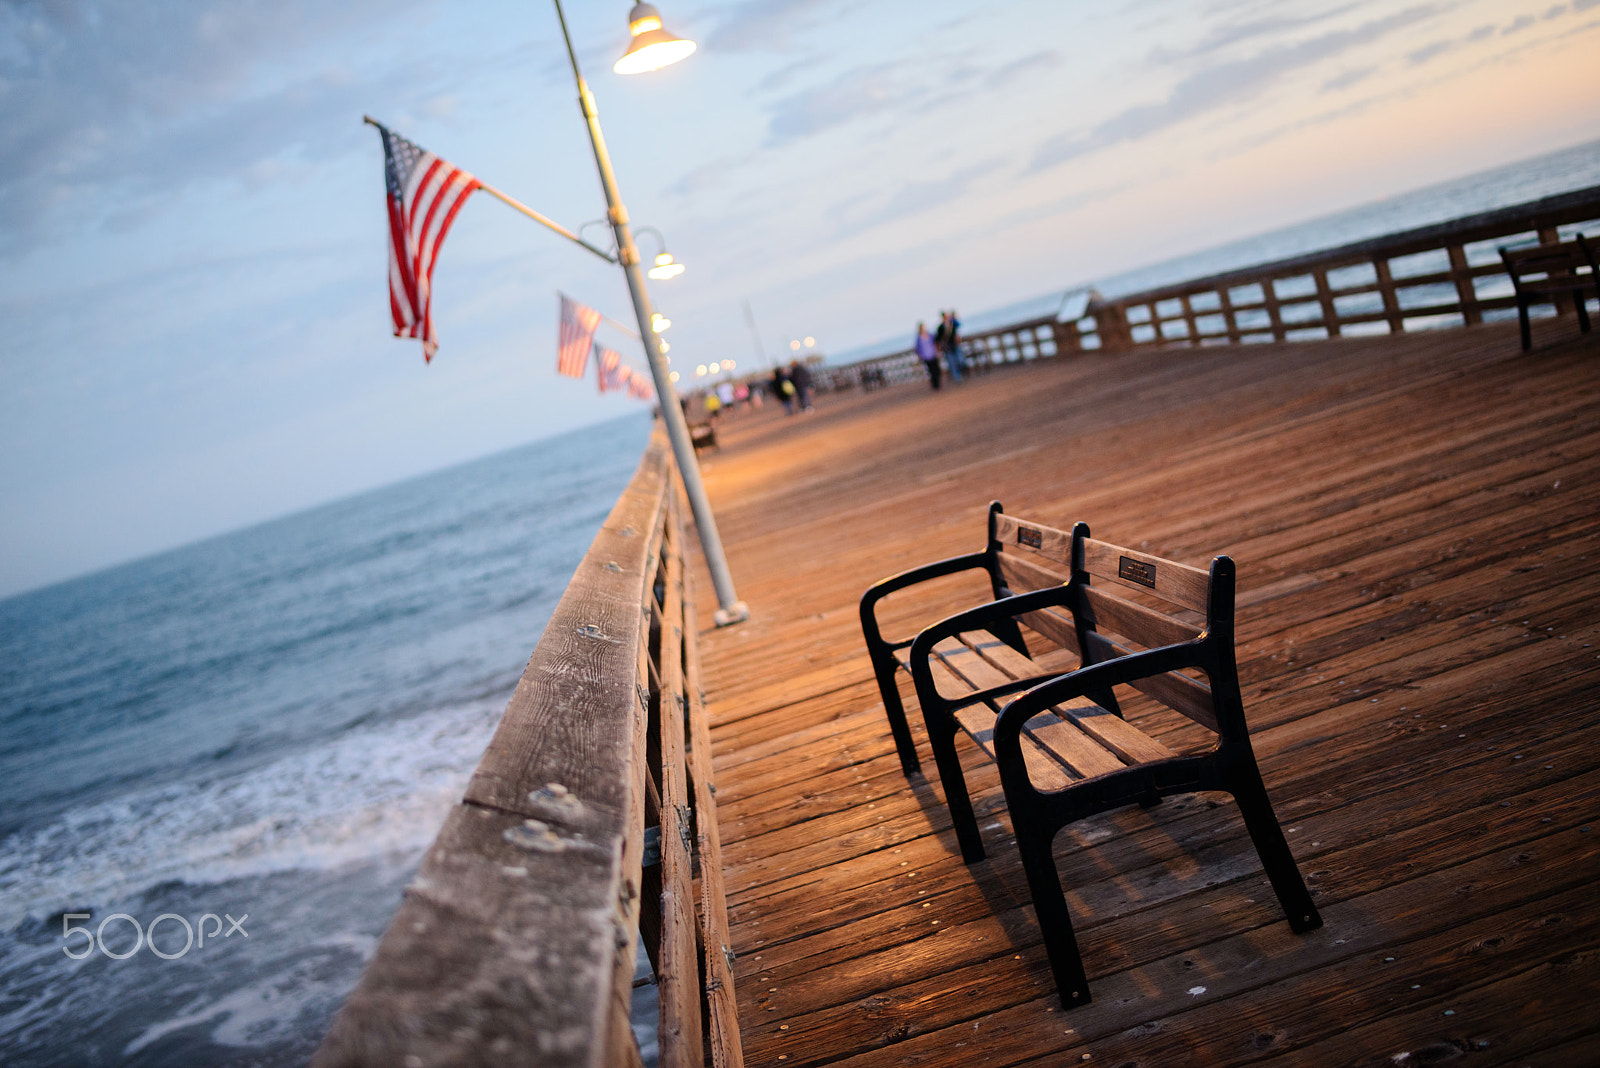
[
  {"xmin": 1089, "ymin": 184, "xmax": 1600, "ymax": 350},
  {"xmin": 315, "ymin": 428, "xmax": 741, "ymax": 1068},
  {"xmin": 822, "ymin": 184, "xmax": 1600, "ymax": 389}
]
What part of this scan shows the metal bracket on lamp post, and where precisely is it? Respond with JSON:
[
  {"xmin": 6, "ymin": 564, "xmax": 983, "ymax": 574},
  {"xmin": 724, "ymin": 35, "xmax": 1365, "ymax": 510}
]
[{"xmin": 551, "ymin": 0, "xmax": 748, "ymax": 626}]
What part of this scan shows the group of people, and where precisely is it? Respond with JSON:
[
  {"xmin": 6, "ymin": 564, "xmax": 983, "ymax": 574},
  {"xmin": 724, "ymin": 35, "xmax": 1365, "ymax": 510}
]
[
  {"xmin": 770, "ymin": 360, "xmax": 815, "ymax": 415},
  {"xmin": 696, "ymin": 359, "xmax": 815, "ymax": 423},
  {"xmin": 914, "ymin": 310, "xmax": 965, "ymax": 390}
]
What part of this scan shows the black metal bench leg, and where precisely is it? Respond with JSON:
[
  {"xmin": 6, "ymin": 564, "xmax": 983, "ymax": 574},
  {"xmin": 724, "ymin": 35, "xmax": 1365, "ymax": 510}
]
[
  {"xmin": 926, "ymin": 720, "xmax": 985, "ymax": 863},
  {"xmin": 1231, "ymin": 775, "xmax": 1322, "ymax": 933},
  {"xmin": 869, "ymin": 651, "xmax": 920, "ymax": 776},
  {"xmin": 1518, "ymin": 299, "xmax": 1532, "ymax": 351},
  {"xmin": 1014, "ymin": 820, "xmax": 1092, "ymax": 1008}
]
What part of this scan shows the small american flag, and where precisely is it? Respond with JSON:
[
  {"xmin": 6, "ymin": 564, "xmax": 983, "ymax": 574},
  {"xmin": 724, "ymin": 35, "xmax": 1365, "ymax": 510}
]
[
  {"xmin": 558, "ymin": 294, "xmax": 602, "ymax": 378},
  {"xmin": 373, "ymin": 120, "xmax": 481, "ymax": 362},
  {"xmin": 596, "ymin": 346, "xmax": 628, "ymax": 393},
  {"xmin": 627, "ymin": 373, "xmax": 655, "ymax": 401}
]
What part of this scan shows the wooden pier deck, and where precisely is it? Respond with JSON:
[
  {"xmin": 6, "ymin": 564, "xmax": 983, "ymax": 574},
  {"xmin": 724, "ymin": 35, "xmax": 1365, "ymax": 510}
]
[{"xmin": 685, "ymin": 321, "xmax": 1600, "ymax": 1068}]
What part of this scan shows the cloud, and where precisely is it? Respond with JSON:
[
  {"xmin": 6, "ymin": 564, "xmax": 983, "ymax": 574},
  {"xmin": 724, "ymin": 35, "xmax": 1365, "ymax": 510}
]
[
  {"xmin": 1149, "ymin": 3, "xmax": 1363, "ymax": 63},
  {"xmin": 1502, "ymin": 14, "xmax": 1537, "ymax": 33},
  {"xmin": 1407, "ymin": 39, "xmax": 1455, "ymax": 64},
  {"xmin": 1321, "ymin": 65, "xmax": 1378, "ymax": 91},
  {"xmin": 704, "ymin": 0, "xmax": 839, "ymax": 52},
  {"xmin": 0, "ymin": 0, "xmax": 436, "ymax": 256},
  {"xmin": 828, "ymin": 160, "xmax": 996, "ymax": 237},
  {"xmin": 764, "ymin": 62, "xmax": 925, "ymax": 144},
  {"xmin": 984, "ymin": 50, "xmax": 1060, "ymax": 91},
  {"xmin": 1030, "ymin": 4, "xmax": 1440, "ymax": 170}
]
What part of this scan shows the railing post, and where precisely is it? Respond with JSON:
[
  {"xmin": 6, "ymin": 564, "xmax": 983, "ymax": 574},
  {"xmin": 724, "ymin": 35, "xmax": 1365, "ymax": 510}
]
[
  {"xmin": 1374, "ymin": 256, "xmax": 1405, "ymax": 334},
  {"xmin": 1181, "ymin": 294, "xmax": 1201, "ymax": 346},
  {"xmin": 1447, "ymin": 243, "xmax": 1481, "ymax": 325},
  {"xmin": 1263, "ymin": 279, "xmax": 1287, "ymax": 341},
  {"xmin": 1092, "ymin": 299, "xmax": 1132, "ymax": 351},
  {"xmin": 1314, "ymin": 268, "xmax": 1340, "ymax": 337}
]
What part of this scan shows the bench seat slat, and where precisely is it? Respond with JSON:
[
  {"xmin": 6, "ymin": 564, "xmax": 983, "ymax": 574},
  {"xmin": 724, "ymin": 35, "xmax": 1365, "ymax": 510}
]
[
  {"xmin": 953, "ymin": 705, "xmax": 1077, "ymax": 792},
  {"xmin": 1020, "ymin": 713, "xmax": 1128, "ymax": 780},
  {"xmin": 934, "ymin": 636, "xmax": 1130, "ymax": 784},
  {"xmin": 893, "ymin": 645, "xmax": 967, "ymax": 701},
  {"xmin": 971, "ymin": 638, "xmax": 1175, "ymax": 766}
]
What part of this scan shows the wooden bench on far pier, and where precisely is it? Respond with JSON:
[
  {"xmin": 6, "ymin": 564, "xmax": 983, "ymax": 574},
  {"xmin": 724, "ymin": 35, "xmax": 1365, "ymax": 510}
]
[
  {"xmin": 859, "ymin": 504, "xmax": 1322, "ymax": 1008},
  {"xmin": 689, "ymin": 421, "xmax": 719, "ymax": 452},
  {"xmin": 1500, "ymin": 235, "xmax": 1599, "ymax": 351}
]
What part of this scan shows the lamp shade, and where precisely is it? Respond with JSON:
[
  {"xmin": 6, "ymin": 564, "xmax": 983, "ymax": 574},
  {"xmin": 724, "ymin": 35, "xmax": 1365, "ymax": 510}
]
[
  {"xmin": 648, "ymin": 251, "xmax": 686, "ymax": 279},
  {"xmin": 615, "ymin": 2, "xmax": 696, "ymax": 74}
]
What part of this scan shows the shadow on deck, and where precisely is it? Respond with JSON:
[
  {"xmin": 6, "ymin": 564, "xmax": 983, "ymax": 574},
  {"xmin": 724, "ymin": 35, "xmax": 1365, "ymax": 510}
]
[{"xmin": 687, "ymin": 321, "xmax": 1600, "ymax": 1068}]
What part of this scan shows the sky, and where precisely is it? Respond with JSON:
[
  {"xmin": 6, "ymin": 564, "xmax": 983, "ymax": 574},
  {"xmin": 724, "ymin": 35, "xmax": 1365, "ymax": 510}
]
[{"xmin": 3, "ymin": 0, "xmax": 1599, "ymax": 598}]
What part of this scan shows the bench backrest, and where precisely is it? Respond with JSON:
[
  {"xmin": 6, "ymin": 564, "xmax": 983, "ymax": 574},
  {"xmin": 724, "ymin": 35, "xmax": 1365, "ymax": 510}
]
[
  {"xmin": 1500, "ymin": 236, "xmax": 1598, "ymax": 289},
  {"xmin": 987, "ymin": 505, "xmax": 1233, "ymax": 735}
]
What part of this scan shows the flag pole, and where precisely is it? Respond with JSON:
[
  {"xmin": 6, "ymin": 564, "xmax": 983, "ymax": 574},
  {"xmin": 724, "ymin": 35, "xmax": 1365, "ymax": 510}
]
[{"xmin": 550, "ymin": 0, "xmax": 748, "ymax": 626}]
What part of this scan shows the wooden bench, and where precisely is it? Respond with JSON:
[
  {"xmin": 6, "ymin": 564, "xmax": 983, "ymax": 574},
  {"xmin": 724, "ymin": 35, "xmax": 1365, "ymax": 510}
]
[
  {"xmin": 1500, "ymin": 235, "xmax": 1599, "ymax": 350},
  {"xmin": 689, "ymin": 421, "xmax": 719, "ymax": 452},
  {"xmin": 860, "ymin": 505, "xmax": 1321, "ymax": 1008}
]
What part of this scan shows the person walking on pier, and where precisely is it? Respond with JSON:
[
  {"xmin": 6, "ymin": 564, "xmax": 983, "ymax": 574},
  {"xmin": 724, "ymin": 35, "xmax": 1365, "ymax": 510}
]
[
  {"xmin": 788, "ymin": 359, "xmax": 815, "ymax": 412},
  {"xmin": 772, "ymin": 364, "xmax": 797, "ymax": 414},
  {"xmin": 942, "ymin": 309, "xmax": 967, "ymax": 381},
  {"xmin": 915, "ymin": 322, "xmax": 941, "ymax": 390},
  {"xmin": 934, "ymin": 310, "xmax": 963, "ymax": 383}
]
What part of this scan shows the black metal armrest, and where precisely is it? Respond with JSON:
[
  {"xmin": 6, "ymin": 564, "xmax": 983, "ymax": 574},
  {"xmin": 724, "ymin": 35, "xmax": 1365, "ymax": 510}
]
[
  {"xmin": 908, "ymin": 583, "xmax": 1075, "ymax": 664},
  {"xmin": 859, "ymin": 550, "xmax": 994, "ymax": 650},
  {"xmin": 905, "ymin": 583, "xmax": 1077, "ymax": 705}
]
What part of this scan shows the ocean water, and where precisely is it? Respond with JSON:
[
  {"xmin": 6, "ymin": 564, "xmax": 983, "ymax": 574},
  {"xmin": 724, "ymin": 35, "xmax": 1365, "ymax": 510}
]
[{"xmin": 0, "ymin": 412, "xmax": 652, "ymax": 1066}]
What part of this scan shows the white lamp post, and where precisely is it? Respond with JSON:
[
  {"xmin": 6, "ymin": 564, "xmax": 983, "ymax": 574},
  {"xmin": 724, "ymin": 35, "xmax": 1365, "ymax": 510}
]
[{"xmin": 551, "ymin": 0, "xmax": 747, "ymax": 625}]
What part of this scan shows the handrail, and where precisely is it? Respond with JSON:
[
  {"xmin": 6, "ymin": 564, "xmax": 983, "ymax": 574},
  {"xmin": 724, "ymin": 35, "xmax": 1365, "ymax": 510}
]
[
  {"xmin": 314, "ymin": 427, "xmax": 742, "ymax": 1068},
  {"xmin": 820, "ymin": 183, "xmax": 1600, "ymax": 390}
]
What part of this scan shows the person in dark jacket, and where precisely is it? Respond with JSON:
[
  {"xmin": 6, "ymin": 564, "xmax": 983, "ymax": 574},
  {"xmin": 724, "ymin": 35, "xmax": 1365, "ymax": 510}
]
[
  {"xmin": 772, "ymin": 365, "xmax": 796, "ymax": 414},
  {"xmin": 788, "ymin": 360, "xmax": 814, "ymax": 412}
]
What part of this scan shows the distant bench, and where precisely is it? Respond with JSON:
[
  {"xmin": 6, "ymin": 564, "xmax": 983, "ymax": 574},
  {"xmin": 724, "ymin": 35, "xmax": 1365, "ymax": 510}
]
[
  {"xmin": 859, "ymin": 504, "xmax": 1321, "ymax": 1007},
  {"xmin": 1500, "ymin": 235, "xmax": 1598, "ymax": 351},
  {"xmin": 689, "ymin": 422, "xmax": 719, "ymax": 452}
]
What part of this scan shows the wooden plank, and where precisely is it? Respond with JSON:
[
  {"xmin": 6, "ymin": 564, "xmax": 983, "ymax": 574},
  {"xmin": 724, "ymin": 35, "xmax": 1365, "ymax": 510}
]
[
  {"xmin": 951, "ymin": 703, "xmax": 1076, "ymax": 792},
  {"xmin": 1081, "ymin": 585, "xmax": 1201, "ymax": 648},
  {"xmin": 1082, "ymin": 537, "xmax": 1211, "ymax": 611},
  {"xmin": 996, "ymin": 550, "xmax": 1069, "ymax": 593},
  {"xmin": 891, "ymin": 644, "xmax": 968, "ymax": 700},
  {"xmin": 682, "ymin": 552, "xmax": 745, "ymax": 1068},
  {"xmin": 1019, "ymin": 713, "xmax": 1127, "ymax": 779},
  {"xmin": 937, "ymin": 636, "xmax": 1142, "ymax": 780},
  {"xmin": 966, "ymin": 637, "xmax": 1174, "ymax": 765},
  {"xmin": 655, "ymin": 515, "xmax": 705, "ymax": 1068},
  {"xmin": 1015, "ymin": 606, "xmax": 1081, "ymax": 655},
  {"xmin": 993, "ymin": 513, "xmax": 1074, "ymax": 567}
]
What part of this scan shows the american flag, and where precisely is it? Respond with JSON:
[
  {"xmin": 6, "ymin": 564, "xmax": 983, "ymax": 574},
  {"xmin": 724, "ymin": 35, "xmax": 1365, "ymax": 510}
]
[
  {"xmin": 374, "ymin": 121, "xmax": 481, "ymax": 362},
  {"xmin": 595, "ymin": 346, "xmax": 628, "ymax": 393},
  {"xmin": 627, "ymin": 373, "xmax": 655, "ymax": 401},
  {"xmin": 558, "ymin": 294, "xmax": 602, "ymax": 378}
]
